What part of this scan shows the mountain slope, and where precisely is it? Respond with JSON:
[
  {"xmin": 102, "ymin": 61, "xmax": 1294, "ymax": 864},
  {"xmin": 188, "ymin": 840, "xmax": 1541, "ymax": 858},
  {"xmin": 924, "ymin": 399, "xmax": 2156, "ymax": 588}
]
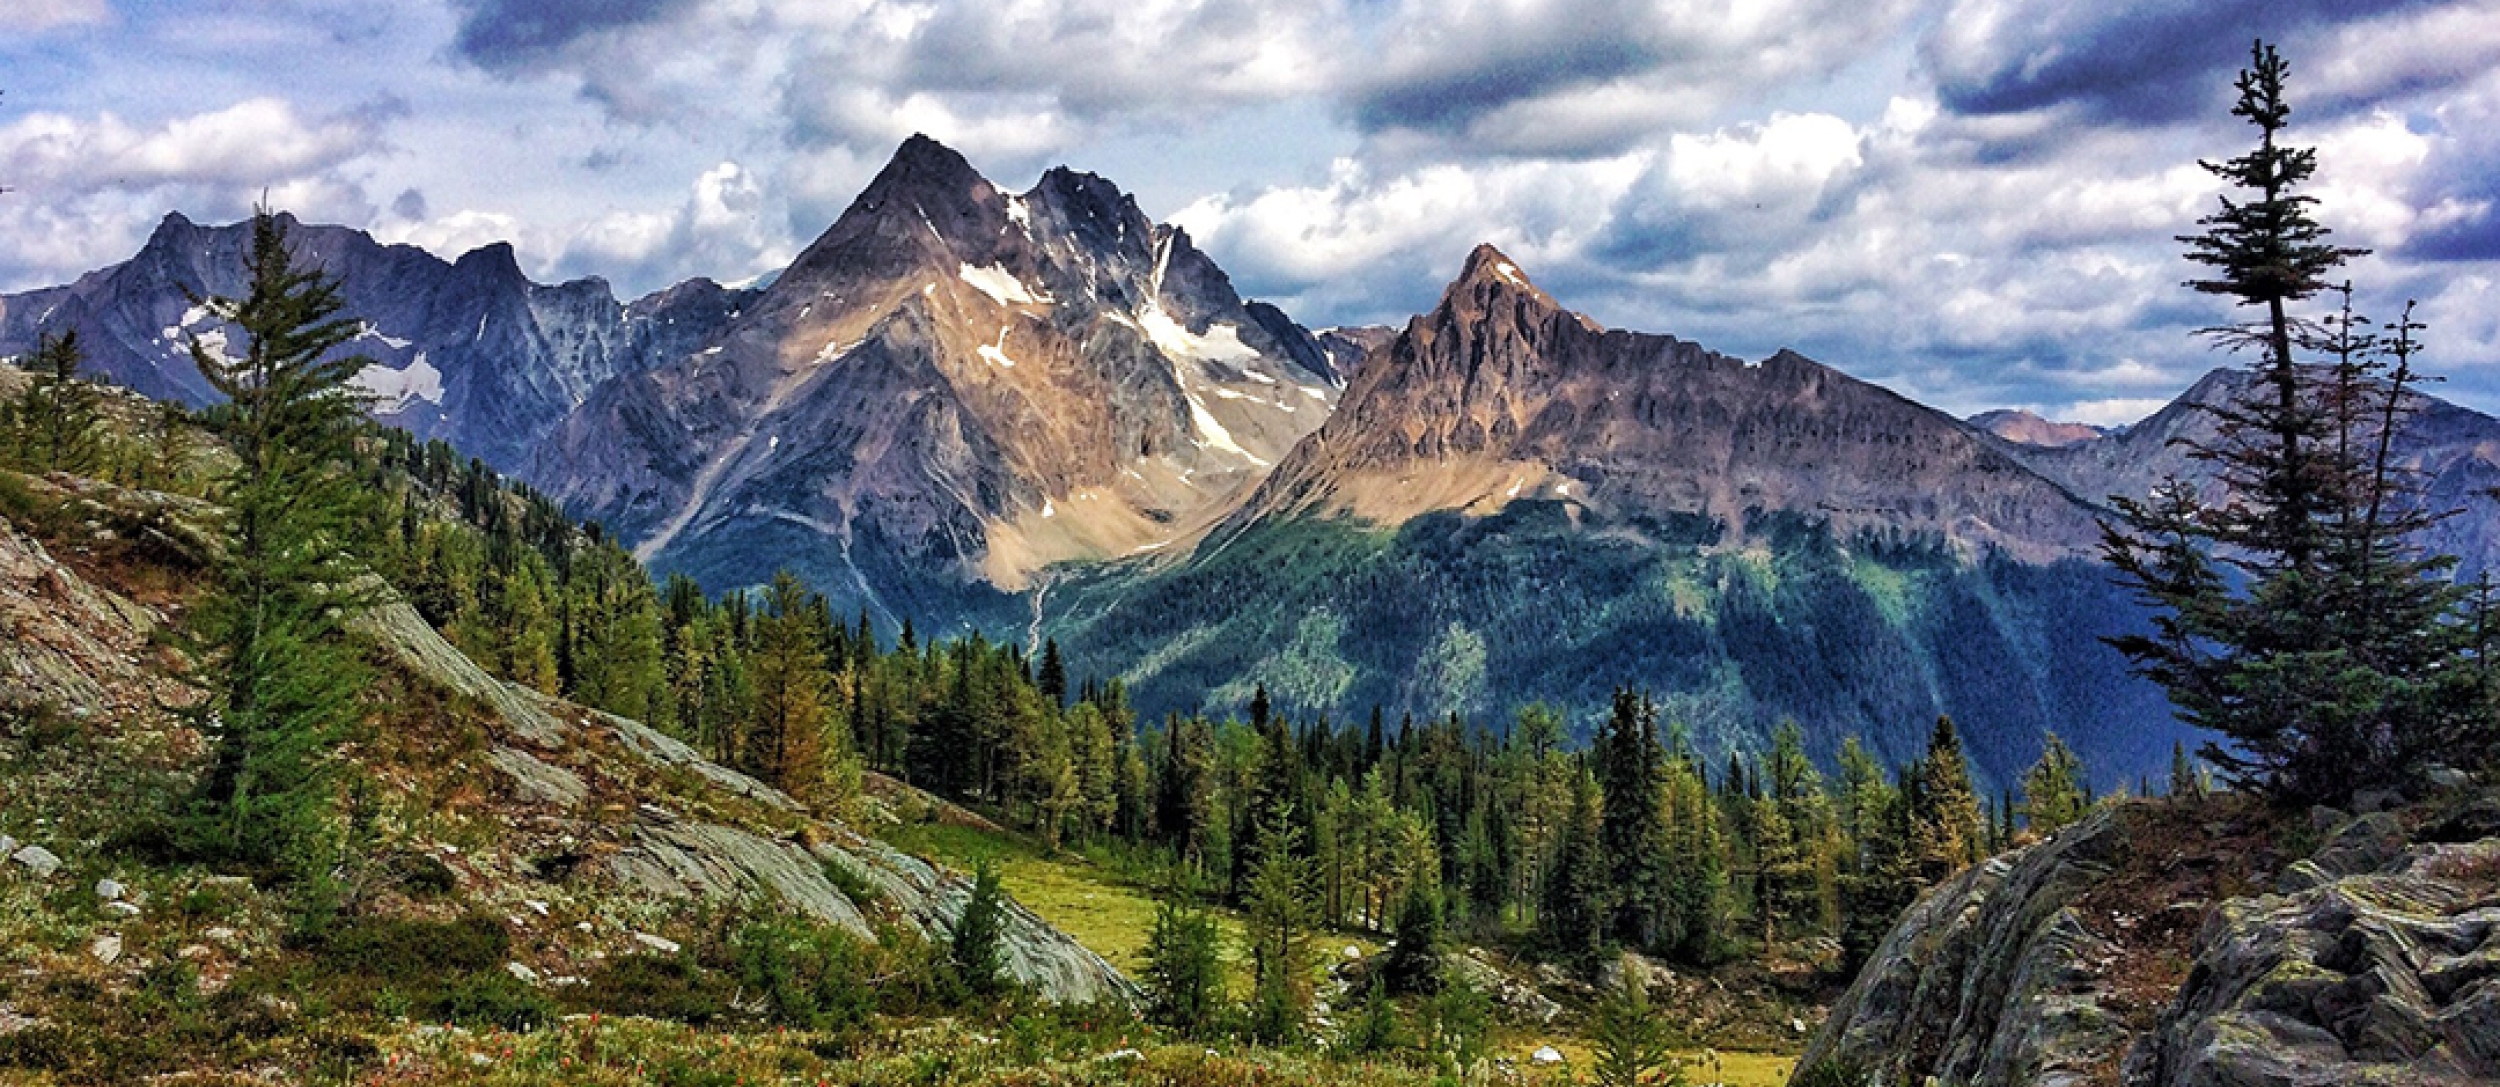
[
  {"xmin": 0, "ymin": 213, "xmax": 751, "ymax": 470},
  {"xmin": 1048, "ymin": 247, "xmax": 2178, "ymax": 785},
  {"xmin": 531, "ymin": 136, "xmax": 1340, "ymax": 622},
  {"xmin": 1993, "ymin": 367, "xmax": 2500, "ymax": 574},
  {"xmin": 1967, "ymin": 409, "xmax": 2105, "ymax": 449}
]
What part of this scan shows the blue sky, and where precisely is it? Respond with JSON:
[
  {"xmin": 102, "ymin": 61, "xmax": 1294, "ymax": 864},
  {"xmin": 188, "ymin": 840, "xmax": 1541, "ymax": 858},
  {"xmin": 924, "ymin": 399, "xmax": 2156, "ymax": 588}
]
[{"xmin": 5, "ymin": 0, "xmax": 2498, "ymax": 423}]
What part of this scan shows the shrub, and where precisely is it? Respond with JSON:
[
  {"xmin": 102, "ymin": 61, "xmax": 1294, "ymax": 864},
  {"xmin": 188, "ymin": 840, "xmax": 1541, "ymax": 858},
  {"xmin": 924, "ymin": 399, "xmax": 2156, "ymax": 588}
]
[{"xmin": 576, "ymin": 954, "xmax": 734, "ymax": 1026}]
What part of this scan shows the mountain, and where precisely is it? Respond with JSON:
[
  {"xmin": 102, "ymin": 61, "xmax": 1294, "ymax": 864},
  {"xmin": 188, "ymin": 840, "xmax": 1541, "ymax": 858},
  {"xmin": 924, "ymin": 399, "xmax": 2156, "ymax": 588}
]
[
  {"xmin": 1993, "ymin": 367, "xmax": 2500, "ymax": 574},
  {"xmin": 0, "ymin": 212, "xmax": 753, "ymax": 470},
  {"xmin": 1966, "ymin": 409, "xmax": 2105, "ymax": 449},
  {"xmin": 531, "ymin": 135, "xmax": 1341, "ymax": 624},
  {"xmin": 1046, "ymin": 246, "xmax": 2179, "ymax": 786}
]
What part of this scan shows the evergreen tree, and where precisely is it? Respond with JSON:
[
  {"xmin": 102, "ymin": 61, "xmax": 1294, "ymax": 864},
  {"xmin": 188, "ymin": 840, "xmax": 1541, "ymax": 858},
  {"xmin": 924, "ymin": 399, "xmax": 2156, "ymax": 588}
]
[
  {"xmin": 1336, "ymin": 977, "xmax": 1408, "ymax": 1056},
  {"xmin": 1598, "ymin": 690, "xmax": 1671, "ymax": 951},
  {"xmin": 1243, "ymin": 803, "xmax": 1317, "ymax": 1044},
  {"xmin": 2105, "ymin": 40, "xmax": 2487, "ymax": 804},
  {"xmin": 182, "ymin": 210, "xmax": 378, "ymax": 896},
  {"xmin": 1590, "ymin": 965, "xmax": 1681, "ymax": 1087},
  {"xmin": 1037, "ymin": 637, "xmax": 1068, "ymax": 709},
  {"xmin": 1538, "ymin": 766, "xmax": 1607, "ymax": 968},
  {"xmin": 1909, "ymin": 717, "xmax": 1982, "ymax": 881},
  {"xmin": 1384, "ymin": 878, "xmax": 1446, "ymax": 995},
  {"xmin": 6, "ymin": 331, "xmax": 103, "ymax": 474},
  {"xmin": 2169, "ymin": 740, "xmax": 2205, "ymax": 798},
  {"xmin": 1142, "ymin": 892, "xmax": 1226, "ymax": 1037},
  {"xmin": 747, "ymin": 571, "xmax": 833, "ymax": 799},
  {"xmin": 2021, "ymin": 732, "xmax": 2089, "ymax": 836},
  {"xmin": 949, "ymin": 860, "xmax": 1010, "ymax": 1000}
]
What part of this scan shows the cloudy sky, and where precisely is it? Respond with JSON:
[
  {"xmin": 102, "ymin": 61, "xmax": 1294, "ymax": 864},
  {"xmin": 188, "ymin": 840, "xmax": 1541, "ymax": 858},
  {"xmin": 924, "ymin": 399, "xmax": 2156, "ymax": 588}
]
[{"xmin": 6, "ymin": 0, "xmax": 2498, "ymax": 423}]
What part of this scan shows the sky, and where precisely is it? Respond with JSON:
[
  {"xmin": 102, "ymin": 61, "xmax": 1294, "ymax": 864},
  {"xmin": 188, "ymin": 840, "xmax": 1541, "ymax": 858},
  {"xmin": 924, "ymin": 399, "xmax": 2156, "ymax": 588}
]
[{"xmin": 4, "ymin": 0, "xmax": 2499, "ymax": 424}]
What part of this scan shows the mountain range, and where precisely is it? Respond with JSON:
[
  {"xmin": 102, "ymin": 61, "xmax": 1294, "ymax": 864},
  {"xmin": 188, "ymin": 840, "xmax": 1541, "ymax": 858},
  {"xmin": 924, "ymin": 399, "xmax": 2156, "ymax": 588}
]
[
  {"xmin": 13, "ymin": 134, "xmax": 2500, "ymax": 787},
  {"xmin": 0, "ymin": 212, "xmax": 754, "ymax": 470}
]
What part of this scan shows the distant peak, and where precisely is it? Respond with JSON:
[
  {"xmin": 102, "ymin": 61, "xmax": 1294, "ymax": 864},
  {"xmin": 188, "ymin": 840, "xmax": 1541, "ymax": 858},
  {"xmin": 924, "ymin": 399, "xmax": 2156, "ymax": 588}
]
[
  {"xmin": 453, "ymin": 240, "xmax": 524, "ymax": 278},
  {"xmin": 872, "ymin": 133, "xmax": 985, "ymax": 191},
  {"xmin": 1457, "ymin": 243, "xmax": 1533, "ymax": 289}
]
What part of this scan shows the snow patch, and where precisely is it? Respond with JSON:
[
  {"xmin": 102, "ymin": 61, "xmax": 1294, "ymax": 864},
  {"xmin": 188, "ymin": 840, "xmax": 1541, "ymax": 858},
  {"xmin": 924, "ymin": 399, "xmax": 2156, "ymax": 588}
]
[
  {"xmin": 977, "ymin": 326, "xmax": 1019, "ymax": 369},
  {"xmin": 1184, "ymin": 391, "xmax": 1266, "ymax": 466},
  {"xmin": 958, "ymin": 263, "xmax": 1050, "ymax": 306},
  {"xmin": 1137, "ymin": 304, "xmax": 1257, "ymax": 364},
  {"xmin": 1496, "ymin": 262, "xmax": 1525, "ymax": 285},
  {"xmin": 814, "ymin": 340, "xmax": 851, "ymax": 364},
  {"xmin": 1299, "ymin": 385, "xmax": 1329, "ymax": 401},
  {"xmin": 357, "ymin": 322, "xmax": 412, "ymax": 350},
  {"xmin": 701, "ymin": 346, "xmax": 723, "ymax": 356},
  {"xmin": 1241, "ymin": 369, "xmax": 1276, "ymax": 384},
  {"xmin": 1041, "ymin": 497, "xmax": 1056, "ymax": 519},
  {"xmin": 354, "ymin": 352, "xmax": 445, "ymax": 413},
  {"xmin": 1005, "ymin": 195, "xmax": 1031, "ymax": 233}
]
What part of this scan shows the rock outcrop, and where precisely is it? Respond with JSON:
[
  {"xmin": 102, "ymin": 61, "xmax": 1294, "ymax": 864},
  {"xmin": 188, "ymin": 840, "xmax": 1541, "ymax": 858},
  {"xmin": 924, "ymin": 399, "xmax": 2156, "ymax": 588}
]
[{"xmin": 1798, "ymin": 794, "xmax": 2500, "ymax": 1086}]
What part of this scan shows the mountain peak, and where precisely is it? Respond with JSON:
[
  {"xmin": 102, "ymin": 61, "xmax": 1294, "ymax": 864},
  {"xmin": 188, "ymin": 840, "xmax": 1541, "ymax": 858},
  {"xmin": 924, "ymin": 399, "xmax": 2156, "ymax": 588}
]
[
  {"xmin": 869, "ymin": 133, "xmax": 986, "ymax": 196},
  {"xmin": 1457, "ymin": 243, "xmax": 1531, "ymax": 288}
]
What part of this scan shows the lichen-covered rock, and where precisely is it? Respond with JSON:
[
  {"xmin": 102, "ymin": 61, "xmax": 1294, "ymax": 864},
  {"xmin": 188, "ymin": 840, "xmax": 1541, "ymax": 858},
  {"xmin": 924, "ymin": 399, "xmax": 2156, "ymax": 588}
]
[
  {"xmin": 1796, "ymin": 807, "xmax": 2136, "ymax": 1087},
  {"xmin": 2126, "ymin": 836, "xmax": 2500, "ymax": 1087},
  {"xmin": 1799, "ymin": 797, "xmax": 2500, "ymax": 1087}
]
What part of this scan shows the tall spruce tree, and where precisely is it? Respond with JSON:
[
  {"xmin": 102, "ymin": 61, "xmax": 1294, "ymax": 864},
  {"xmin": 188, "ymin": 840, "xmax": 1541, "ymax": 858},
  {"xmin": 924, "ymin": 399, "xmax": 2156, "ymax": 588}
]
[
  {"xmin": 1598, "ymin": 689, "xmax": 1671, "ymax": 951},
  {"xmin": 1909, "ymin": 717, "xmax": 1982, "ymax": 881},
  {"xmin": 183, "ymin": 210, "xmax": 378, "ymax": 894},
  {"xmin": 2021, "ymin": 732, "xmax": 2089, "ymax": 836},
  {"xmin": 747, "ymin": 570, "xmax": 833, "ymax": 799},
  {"xmin": 2105, "ymin": 40, "xmax": 2487, "ymax": 804}
]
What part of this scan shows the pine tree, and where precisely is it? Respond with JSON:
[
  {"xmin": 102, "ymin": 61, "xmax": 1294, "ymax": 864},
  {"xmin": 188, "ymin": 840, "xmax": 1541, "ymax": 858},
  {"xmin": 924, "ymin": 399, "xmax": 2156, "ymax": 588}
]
[
  {"xmin": 1384, "ymin": 878, "xmax": 1446, "ymax": 995},
  {"xmin": 1910, "ymin": 717, "xmax": 1982, "ymax": 881},
  {"xmin": 2168, "ymin": 740, "xmax": 2205, "ymax": 798},
  {"xmin": 747, "ymin": 570, "xmax": 832, "ymax": 798},
  {"xmin": 2105, "ymin": 40, "xmax": 2487, "ymax": 804},
  {"xmin": 2021, "ymin": 732, "xmax": 2089, "ymax": 836},
  {"xmin": 1243, "ymin": 803, "xmax": 1318, "ymax": 1044},
  {"xmin": 6, "ymin": 331, "xmax": 103, "ymax": 474},
  {"xmin": 1142, "ymin": 892, "xmax": 1226, "ymax": 1037},
  {"xmin": 182, "ymin": 210, "xmax": 378, "ymax": 896},
  {"xmin": 1590, "ymin": 965, "xmax": 1682, "ymax": 1087},
  {"xmin": 1598, "ymin": 690, "xmax": 1671, "ymax": 951},
  {"xmin": 1538, "ymin": 766, "xmax": 1607, "ymax": 968},
  {"xmin": 949, "ymin": 860, "xmax": 1010, "ymax": 1000}
]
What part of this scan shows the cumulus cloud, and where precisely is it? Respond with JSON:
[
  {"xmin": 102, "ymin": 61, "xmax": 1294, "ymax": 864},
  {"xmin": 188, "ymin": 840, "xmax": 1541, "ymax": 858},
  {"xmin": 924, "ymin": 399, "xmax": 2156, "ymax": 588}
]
[
  {"xmin": 0, "ymin": 98, "xmax": 382, "ymax": 194},
  {"xmin": 553, "ymin": 161, "xmax": 794, "ymax": 289}
]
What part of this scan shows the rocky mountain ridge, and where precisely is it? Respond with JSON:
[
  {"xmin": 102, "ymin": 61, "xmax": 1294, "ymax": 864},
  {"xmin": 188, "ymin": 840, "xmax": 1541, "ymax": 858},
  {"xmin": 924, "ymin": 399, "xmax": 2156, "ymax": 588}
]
[
  {"xmin": 1225, "ymin": 245, "xmax": 2110, "ymax": 564},
  {"xmin": 0, "ymin": 213, "xmax": 752, "ymax": 471},
  {"xmin": 529, "ymin": 135, "xmax": 1341, "ymax": 619}
]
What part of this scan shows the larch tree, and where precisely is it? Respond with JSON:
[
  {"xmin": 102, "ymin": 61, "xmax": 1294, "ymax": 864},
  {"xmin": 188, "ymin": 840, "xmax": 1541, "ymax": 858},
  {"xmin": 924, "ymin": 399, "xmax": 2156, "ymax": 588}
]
[{"xmin": 183, "ymin": 210, "xmax": 379, "ymax": 898}]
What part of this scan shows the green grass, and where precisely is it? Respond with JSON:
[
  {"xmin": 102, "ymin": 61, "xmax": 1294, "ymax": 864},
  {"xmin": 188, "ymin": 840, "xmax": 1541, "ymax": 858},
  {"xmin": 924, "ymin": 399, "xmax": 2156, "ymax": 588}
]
[{"xmin": 879, "ymin": 819, "xmax": 1383, "ymax": 992}]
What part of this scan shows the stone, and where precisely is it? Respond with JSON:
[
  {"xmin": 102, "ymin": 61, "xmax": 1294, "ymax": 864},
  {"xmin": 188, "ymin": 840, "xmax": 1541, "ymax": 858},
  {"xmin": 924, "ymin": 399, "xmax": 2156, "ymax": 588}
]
[
  {"xmin": 505, "ymin": 961, "xmax": 539, "ymax": 984},
  {"xmin": 95, "ymin": 878, "xmax": 124, "ymax": 901},
  {"xmin": 2426, "ymin": 766, "xmax": 2473, "ymax": 790},
  {"xmin": 0, "ymin": 836, "xmax": 14, "ymax": 859},
  {"xmin": 1531, "ymin": 1046, "xmax": 1565, "ymax": 1066},
  {"xmin": 9, "ymin": 845, "xmax": 61, "ymax": 878},
  {"xmin": 90, "ymin": 935, "xmax": 121, "ymax": 965},
  {"xmin": 632, "ymin": 933, "xmax": 681, "ymax": 955},
  {"xmin": 103, "ymin": 901, "xmax": 141, "ymax": 919}
]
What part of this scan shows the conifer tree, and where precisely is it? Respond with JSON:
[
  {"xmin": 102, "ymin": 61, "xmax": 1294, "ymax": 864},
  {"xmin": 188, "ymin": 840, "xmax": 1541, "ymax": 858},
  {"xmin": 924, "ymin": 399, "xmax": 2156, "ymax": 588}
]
[
  {"xmin": 949, "ymin": 860, "xmax": 1009, "ymax": 1000},
  {"xmin": 2021, "ymin": 732, "xmax": 2088, "ymax": 836},
  {"xmin": 182, "ymin": 210, "xmax": 378, "ymax": 895},
  {"xmin": 1538, "ymin": 766, "xmax": 1607, "ymax": 968},
  {"xmin": 1598, "ymin": 690, "xmax": 1671, "ymax": 951},
  {"xmin": 1909, "ymin": 717, "xmax": 1982, "ymax": 880},
  {"xmin": 1384, "ymin": 878, "xmax": 1446, "ymax": 995},
  {"xmin": 2105, "ymin": 40, "xmax": 2487, "ymax": 804},
  {"xmin": 1143, "ymin": 891, "xmax": 1226, "ymax": 1037},
  {"xmin": 1243, "ymin": 803, "xmax": 1318, "ymax": 1044},
  {"xmin": 747, "ymin": 570, "xmax": 832, "ymax": 798},
  {"xmin": 1590, "ymin": 966, "xmax": 1682, "ymax": 1087},
  {"xmin": 7, "ymin": 331, "xmax": 103, "ymax": 474}
]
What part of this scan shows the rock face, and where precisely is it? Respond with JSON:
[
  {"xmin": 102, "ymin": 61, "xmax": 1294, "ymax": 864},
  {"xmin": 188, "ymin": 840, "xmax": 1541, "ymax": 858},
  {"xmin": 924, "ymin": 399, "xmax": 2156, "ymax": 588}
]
[
  {"xmin": 0, "ymin": 213, "xmax": 752, "ymax": 470},
  {"xmin": 1968, "ymin": 409, "xmax": 2106, "ymax": 449},
  {"xmin": 531, "ymin": 134, "xmax": 1339, "ymax": 616},
  {"xmin": 1225, "ymin": 245, "xmax": 2107, "ymax": 563},
  {"xmin": 1798, "ymin": 796, "xmax": 2500, "ymax": 1087},
  {"xmin": 1797, "ymin": 807, "xmax": 2137, "ymax": 1087}
]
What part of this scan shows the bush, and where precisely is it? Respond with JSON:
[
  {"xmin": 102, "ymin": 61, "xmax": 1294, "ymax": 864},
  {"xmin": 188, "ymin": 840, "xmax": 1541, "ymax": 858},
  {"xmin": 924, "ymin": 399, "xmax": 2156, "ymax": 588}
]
[
  {"xmin": 733, "ymin": 916, "xmax": 875, "ymax": 1036},
  {"xmin": 312, "ymin": 913, "xmax": 509, "ymax": 982},
  {"xmin": 426, "ymin": 972, "xmax": 553, "ymax": 1031},
  {"xmin": 576, "ymin": 954, "xmax": 734, "ymax": 1026}
]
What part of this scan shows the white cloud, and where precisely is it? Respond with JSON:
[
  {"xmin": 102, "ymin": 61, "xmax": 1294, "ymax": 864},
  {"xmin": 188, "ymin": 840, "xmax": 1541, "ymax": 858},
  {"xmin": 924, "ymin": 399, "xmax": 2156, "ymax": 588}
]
[
  {"xmin": 4, "ymin": 0, "xmax": 110, "ymax": 34},
  {"xmin": 0, "ymin": 98, "xmax": 380, "ymax": 194},
  {"xmin": 1664, "ymin": 113, "xmax": 1864, "ymax": 211}
]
